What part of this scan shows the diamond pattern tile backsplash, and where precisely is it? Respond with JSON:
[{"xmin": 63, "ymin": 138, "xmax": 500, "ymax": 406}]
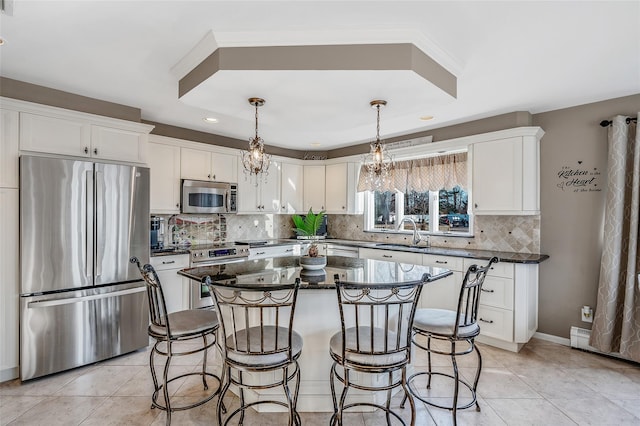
[{"xmin": 157, "ymin": 213, "xmax": 540, "ymax": 254}]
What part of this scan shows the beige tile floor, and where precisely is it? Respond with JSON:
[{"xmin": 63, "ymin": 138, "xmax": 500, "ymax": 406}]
[{"xmin": 2, "ymin": 337, "xmax": 640, "ymax": 425}]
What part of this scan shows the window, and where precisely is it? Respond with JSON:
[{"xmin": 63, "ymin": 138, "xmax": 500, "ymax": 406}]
[
  {"xmin": 367, "ymin": 186, "xmax": 470, "ymax": 235},
  {"xmin": 362, "ymin": 151, "xmax": 471, "ymax": 235}
]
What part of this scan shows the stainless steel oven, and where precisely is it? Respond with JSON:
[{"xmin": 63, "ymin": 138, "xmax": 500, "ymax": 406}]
[{"xmin": 189, "ymin": 244, "xmax": 248, "ymax": 309}]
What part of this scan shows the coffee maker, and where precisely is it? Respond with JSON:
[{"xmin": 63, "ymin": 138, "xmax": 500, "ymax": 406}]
[{"xmin": 150, "ymin": 216, "xmax": 165, "ymax": 250}]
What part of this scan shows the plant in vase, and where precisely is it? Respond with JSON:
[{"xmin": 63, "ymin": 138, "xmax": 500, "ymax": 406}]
[{"xmin": 292, "ymin": 208, "xmax": 327, "ymax": 270}]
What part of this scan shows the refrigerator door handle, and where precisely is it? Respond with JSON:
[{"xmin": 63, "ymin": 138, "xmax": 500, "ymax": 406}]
[
  {"xmin": 95, "ymin": 170, "xmax": 103, "ymax": 277},
  {"xmin": 86, "ymin": 169, "xmax": 94, "ymax": 280},
  {"xmin": 27, "ymin": 286, "xmax": 146, "ymax": 308}
]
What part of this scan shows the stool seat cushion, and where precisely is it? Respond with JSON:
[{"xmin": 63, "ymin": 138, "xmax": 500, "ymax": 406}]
[
  {"xmin": 149, "ymin": 309, "xmax": 219, "ymax": 338},
  {"xmin": 329, "ymin": 326, "xmax": 409, "ymax": 367},
  {"xmin": 225, "ymin": 326, "xmax": 303, "ymax": 367},
  {"xmin": 413, "ymin": 308, "xmax": 479, "ymax": 338}
]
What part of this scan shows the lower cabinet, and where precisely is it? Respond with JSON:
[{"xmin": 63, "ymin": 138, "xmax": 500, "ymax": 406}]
[
  {"xmin": 249, "ymin": 244, "xmax": 300, "ymax": 260},
  {"xmin": 0, "ymin": 188, "xmax": 19, "ymax": 382},
  {"xmin": 421, "ymin": 254, "xmax": 464, "ymax": 311},
  {"xmin": 150, "ymin": 255, "xmax": 190, "ymax": 314}
]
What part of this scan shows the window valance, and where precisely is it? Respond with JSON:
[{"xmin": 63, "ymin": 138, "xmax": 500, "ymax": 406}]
[{"xmin": 357, "ymin": 152, "xmax": 467, "ymax": 193}]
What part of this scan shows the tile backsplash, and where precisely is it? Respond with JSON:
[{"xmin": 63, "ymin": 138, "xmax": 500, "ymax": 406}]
[{"xmin": 155, "ymin": 213, "xmax": 540, "ymax": 254}]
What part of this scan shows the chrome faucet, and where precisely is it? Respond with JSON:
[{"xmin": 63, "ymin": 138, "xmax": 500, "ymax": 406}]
[{"xmin": 396, "ymin": 217, "xmax": 422, "ymax": 246}]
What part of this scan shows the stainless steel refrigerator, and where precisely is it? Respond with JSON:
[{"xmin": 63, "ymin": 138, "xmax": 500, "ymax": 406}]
[{"xmin": 19, "ymin": 155, "xmax": 150, "ymax": 381}]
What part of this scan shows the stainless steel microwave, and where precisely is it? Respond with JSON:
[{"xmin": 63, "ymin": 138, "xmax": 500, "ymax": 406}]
[{"xmin": 181, "ymin": 180, "xmax": 237, "ymax": 214}]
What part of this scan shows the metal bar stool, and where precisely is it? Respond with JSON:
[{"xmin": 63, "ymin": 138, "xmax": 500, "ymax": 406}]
[
  {"xmin": 130, "ymin": 257, "xmax": 223, "ymax": 426},
  {"xmin": 203, "ymin": 275, "xmax": 303, "ymax": 426},
  {"xmin": 401, "ymin": 257, "xmax": 498, "ymax": 425},
  {"xmin": 329, "ymin": 273, "xmax": 428, "ymax": 426}
]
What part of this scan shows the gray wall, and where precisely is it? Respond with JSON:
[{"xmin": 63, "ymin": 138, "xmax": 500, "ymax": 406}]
[{"xmin": 533, "ymin": 93, "xmax": 640, "ymax": 338}]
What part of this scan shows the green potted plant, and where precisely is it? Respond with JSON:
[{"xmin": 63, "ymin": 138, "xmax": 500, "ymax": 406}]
[{"xmin": 292, "ymin": 208, "xmax": 327, "ymax": 269}]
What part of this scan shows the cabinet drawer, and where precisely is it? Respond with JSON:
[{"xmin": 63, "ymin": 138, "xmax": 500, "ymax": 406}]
[
  {"xmin": 359, "ymin": 247, "xmax": 422, "ymax": 265},
  {"xmin": 479, "ymin": 276, "xmax": 514, "ymax": 310},
  {"xmin": 464, "ymin": 258, "xmax": 513, "ymax": 278},
  {"xmin": 150, "ymin": 254, "xmax": 189, "ymax": 271},
  {"xmin": 423, "ymin": 254, "xmax": 463, "ymax": 272},
  {"xmin": 477, "ymin": 305, "xmax": 513, "ymax": 341},
  {"xmin": 249, "ymin": 245, "xmax": 299, "ymax": 260}
]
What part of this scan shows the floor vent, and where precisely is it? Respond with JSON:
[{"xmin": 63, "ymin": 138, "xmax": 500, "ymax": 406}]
[{"xmin": 570, "ymin": 326, "xmax": 628, "ymax": 361}]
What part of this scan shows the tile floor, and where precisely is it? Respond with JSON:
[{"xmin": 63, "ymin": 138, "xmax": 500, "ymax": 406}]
[{"xmin": 1, "ymin": 337, "xmax": 640, "ymax": 425}]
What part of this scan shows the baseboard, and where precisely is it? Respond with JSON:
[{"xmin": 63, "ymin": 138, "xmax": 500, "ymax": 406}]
[
  {"xmin": 533, "ymin": 331, "xmax": 571, "ymax": 346},
  {"xmin": 0, "ymin": 366, "xmax": 19, "ymax": 383}
]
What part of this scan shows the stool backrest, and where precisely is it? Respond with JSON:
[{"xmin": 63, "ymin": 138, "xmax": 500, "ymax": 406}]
[
  {"xmin": 333, "ymin": 274, "xmax": 427, "ymax": 367},
  {"xmin": 204, "ymin": 277, "xmax": 300, "ymax": 364},
  {"xmin": 454, "ymin": 257, "xmax": 499, "ymax": 337},
  {"xmin": 130, "ymin": 256, "xmax": 171, "ymax": 336}
]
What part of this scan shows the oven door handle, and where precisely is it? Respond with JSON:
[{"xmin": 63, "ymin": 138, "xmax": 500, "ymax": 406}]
[{"xmin": 195, "ymin": 257, "xmax": 247, "ymax": 266}]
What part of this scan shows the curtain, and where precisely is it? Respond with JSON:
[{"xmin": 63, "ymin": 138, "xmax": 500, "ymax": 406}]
[
  {"xmin": 357, "ymin": 152, "xmax": 467, "ymax": 193},
  {"xmin": 590, "ymin": 114, "xmax": 640, "ymax": 362}
]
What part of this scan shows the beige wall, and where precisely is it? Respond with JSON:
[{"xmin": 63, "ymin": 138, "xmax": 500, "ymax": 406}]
[{"xmin": 533, "ymin": 93, "xmax": 640, "ymax": 338}]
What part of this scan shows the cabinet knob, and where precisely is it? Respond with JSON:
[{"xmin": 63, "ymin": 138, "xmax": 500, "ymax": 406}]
[
  {"xmin": 212, "ymin": 174, "xmax": 216, "ymax": 180},
  {"xmin": 84, "ymin": 147, "xmax": 89, "ymax": 154},
  {"xmin": 475, "ymin": 203, "xmax": 478, "ymax": 208},
  {"xmin": 208, "ymin": 174, "xmax": 211, "ymax": 179},
  {"xmin": 94, "ymin": 148, "xmax": 98, "ymax": 155},
  {"xmin": 282, "ymin": 206, "xmax": 285, "ymax": 210},
  {"xmin": 176, "ymin": 203, "xmax": 179, "ymax": 208}
]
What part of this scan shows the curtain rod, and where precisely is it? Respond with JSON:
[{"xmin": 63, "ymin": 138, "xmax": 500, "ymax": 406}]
[{"xmin": 600, "ymin": 117, "xmax": 637, "ymax": 127}]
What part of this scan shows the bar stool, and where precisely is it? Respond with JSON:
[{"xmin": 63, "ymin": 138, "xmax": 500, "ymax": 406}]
[
  {"xmin": 329, "ymin": 273, "xmax": 428, "ymax": 426},
  {"xmin": 130, "ymin": 257, "xmax": 223, "ymax": 426},
  {"xmin": 203, "ymin": 276, "xmax": 303, "ymax": 426},
  {"xmin": 402, "ymin": 257, "xmax": 498, "ymax": 425}
]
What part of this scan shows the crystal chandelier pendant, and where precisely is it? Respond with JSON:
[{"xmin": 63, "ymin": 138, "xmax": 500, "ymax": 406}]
[
  {"xmin": 241, "ymin": 97, "xmax": 271, "ymax": 185},
  {"xmin": 363, "ymin": 100, "xmax": 393, "ymax": 190}
]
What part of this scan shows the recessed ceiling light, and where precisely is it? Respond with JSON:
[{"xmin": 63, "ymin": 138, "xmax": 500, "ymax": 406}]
[
  {"xmin": 311, "ymin": 142, "xmax": 321, "ymax": 147},
  {"xmin": 0, "ymin": 38, "xmax": 6, "ymax": 46},
  {"xmin": 203, "ymin": 117, "xmax": 218, "ymax": 123},
  {"xmin": 419, "ymin": 115, "xmax": 434, "ymax": 121}
]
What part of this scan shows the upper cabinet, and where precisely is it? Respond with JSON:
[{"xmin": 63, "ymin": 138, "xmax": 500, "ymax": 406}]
[
  {"xmin": 236, "ymin": 158, "xmax": 281, "ymax": 214},
  {"xmin": 148, "ymin": 139, "xmax": 181, "ymax": 214},
  {"xmin": 303, "ymin": 164, "xmax": 325, "ymax": 212},
  {"xmin": 0, "ymin": 109, "xmax": 19, "ymax": 188},
  {"xmin": 18, "ymin": 110, "xmax": 153, "ymax": 164},
  {"xmin": 180, "ymin": 147, "xmax": 238, "ymax": 183},
  {"xmin": 471, "ymin": 129, "xmax": 542, "ymax": 215},
  {"xmin": 325, "ymin": 162, "xmax": 363, "ymax": 214},
  {"xmin": 280, "ymin": 162, "xmax": 304, "ymax": 214}
]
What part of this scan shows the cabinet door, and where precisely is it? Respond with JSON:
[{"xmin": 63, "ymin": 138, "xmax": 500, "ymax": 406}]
[
  {"xmin": 472, "ymin": 137, "xmax": 523, "ymax": 213},
  {"xmin": 180, "ymin": 147, "xmax": 213, "ymax": 181},
  {"xmin": 260, "ymin": 160, "xmax": 281, "ymax": 213},
  {"xmin": 325, "ymin": 163, "xmax": 348, "ymax": 213},
  {"xmin": 20, "ymin": 112, "xmax": 91, "ymax": 157},
  {"xmin": 0, "ymin": 188, "xmax": 19, "ymax": 380},
  {"xmin": 91, "ymin": 125, "xmax": 147, "ymax": 163},
  {"xmin": 211, "ymin": 152, "xmax": 238, "ymax": 183},
  {"xmin": 148, "ymin": 142, "xmax": 181, "ymax": 213},
  {"xmin": 420, "ymin": 271, "xmax": 462, "ymax": 311},
  {"xmin": 0, "ymin": 109, "xmax": 19, "ymax": 188},
  {"xmin": 281, "ymin": 162, "xmax": 304, "ymax": 213},
  {"xmin": 303, "ymin": 165, "xmax": 326, "ymax": 212}
]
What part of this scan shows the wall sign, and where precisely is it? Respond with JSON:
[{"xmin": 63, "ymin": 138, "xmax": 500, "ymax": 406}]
[{"xmin": 556, "ymin": 161, "xmax": 601, "ymax": 192}]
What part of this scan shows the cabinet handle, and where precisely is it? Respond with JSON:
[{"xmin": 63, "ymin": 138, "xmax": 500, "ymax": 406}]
[
  {"xmin": 481, "ymin": 288, "xmax": 495, "ymax": 293},
  {"xmin": 256, "ymin": 251, "xmax": 266, "ymax": 255},
  {"xmin": 342, "ymin": 206, "xmax": 345, "ymax": 209},
  {"xmin": 84, "ymin": 147, "xmax": 89, "ymax": 154},
  {"xmin": 435, "ymin": 260, "xmax": 448, "ymax": 264},
  {"xmin": 93, "ymin": 148, "xmax": 98, "ymax": 155},
  {"xmin": 162, "ymin": 260, "xmax": 176, "ymax": 265},
  {"xmin": 479, "ymin": 318, "xmax": 494, "ymax": 324},
  {"xmin": 285, "ymin": 249, "xmax": 293, "ymax": 252},
  {"xmin": 282, "ymin": 206, "xmax": 286, "ymax": 210},
  {"xmin": 382, "ymin": 254, "xmax": 393, "ymax": 258}
]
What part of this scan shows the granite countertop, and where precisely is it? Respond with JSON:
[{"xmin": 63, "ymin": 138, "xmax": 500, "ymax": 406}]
[
  {"xmin": 178, "ymin": 256, "xmax": 453, "ymax": 290},
  {"xmin": 152, "ymin": 237, "xmax": 549, "ymax": 264}
]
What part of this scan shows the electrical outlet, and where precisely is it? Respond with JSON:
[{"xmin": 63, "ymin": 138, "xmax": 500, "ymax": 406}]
[{"xmin": 581, "ymin": 306, "xmax": 593, "ymax": 323}]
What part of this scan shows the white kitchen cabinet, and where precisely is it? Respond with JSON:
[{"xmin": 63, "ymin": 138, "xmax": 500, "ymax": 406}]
[
  {"xmin": 150, "ymin": 255, "xmax": 190, "ymax": 314},
  {"xmin": 0, "ymin": 188, "xmax": 19, "ymax": 381},
  {"xmin": 0, "ymin": 109, "xmax": 19, "ymax": 188},
  {"xmin": 280, "ymin": 162, "xmax": 304, "ymax": 213},
  {"xmin": 421, "ymin": 254, "xmax": 464, "ymax": 311},
  {"xmin": 180, "ymin": 147, "xmax": 237, "ymax": 183},
  {"xmin": 303, "ymin": 165, "xmax": 325, "ymax": 212},
  {"xmin": 148, "ymin": 141, "xmax": 181, "ymax": 214},
  {"xmin": 472, "ymin": 133, "xmax": 540, "ymax": 215},
  {"xmin": 325, "ymin": 162, "xmax": 363, "ymax": 214},
  {"xmin": 19, "ymin": 112, "xmax": 151, "ymax": 164},
  {"xmin": 359, "ymin": 247, "xmax": 422, "ymax": 264},
  {"xmin": 237, "ymin": 158, "xmax": 281, "ymax": 213},
  {"xmin": 248, "ymin": 244, "xmax": 300, "ymax": 260}
]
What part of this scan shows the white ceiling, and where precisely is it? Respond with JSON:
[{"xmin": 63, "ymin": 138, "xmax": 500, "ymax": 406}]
[{"xmin": 1, "ymin": 1, "xmax": 639, "ymax": 150}]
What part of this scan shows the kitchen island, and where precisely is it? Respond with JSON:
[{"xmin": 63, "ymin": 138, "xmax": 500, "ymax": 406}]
[{"xmin": 179, "ymin": 255, "xmax": 452, "ymax": 412}]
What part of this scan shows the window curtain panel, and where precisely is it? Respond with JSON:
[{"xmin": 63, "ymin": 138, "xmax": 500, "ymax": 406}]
[
  {"xmin": 590, "ymin": 114, "xmax": 640, "ymax": 362},
  {"xmin": 357, "ymin": 152, "xmax": 467, "ymax": 193}
]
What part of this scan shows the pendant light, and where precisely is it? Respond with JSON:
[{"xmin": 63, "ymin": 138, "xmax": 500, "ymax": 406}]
[
  {"xmin": 363, "ymin": 99, "xmax": 393, "ymax": 190},
  {"xmin": 241, "ymin": 97, "xmax": 271, "ymax": 182}
]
